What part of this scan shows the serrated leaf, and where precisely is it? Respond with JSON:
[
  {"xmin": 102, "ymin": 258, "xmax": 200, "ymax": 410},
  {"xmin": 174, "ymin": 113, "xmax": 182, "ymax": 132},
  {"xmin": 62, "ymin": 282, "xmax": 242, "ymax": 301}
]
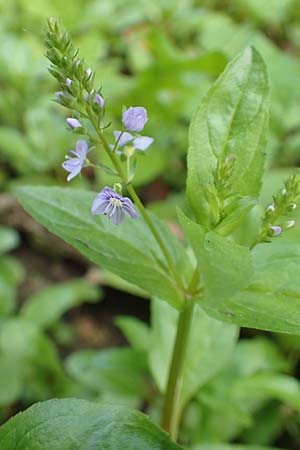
[
  {"xmin": 16, "ymin": 186, "xmax": 187, "ymax": 309},
  {"xmin": 187, "ymin": 46, "xmax": 269, "ymax": 226},
  {"xmin": 0, "ymin": 398, "xmax": 183, "ymax": 450}
]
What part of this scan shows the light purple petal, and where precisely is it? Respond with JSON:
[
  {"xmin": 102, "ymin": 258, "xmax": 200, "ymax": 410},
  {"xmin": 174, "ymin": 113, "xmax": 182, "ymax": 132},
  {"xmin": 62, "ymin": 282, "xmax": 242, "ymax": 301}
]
[
  {"xmin": 66, "ymin": 118, "xmax": 82, "ymax": 129},
  {"xmin": 62, "ymin": 158, "xmax": 81, "ymax": 170},
  {"xmin": 270, "ymin": 225, "xmax": 281, "ymax": 236},
  {"xmin": 91, "ymin": 197, "xmax": 109, "ymax": 215},
  {"xmin": 75, "ymin": 140, "xmax": 88, "ymax": 159},
  {"xmin": 114, "ymin": 131, "xmax": 133, "ymax": 147},
  {"xmin": 122, "ymin": 198, "xmax": 139, "ymax": 218},
  {"xmin": 133, "ymin": 136, "xmax": 153, "ymax": 151},
  {"xmin": 111, "ymin": 207, "xmax": 125, "ymax": 225},
  {"xmin": 101, "ymin": 186, "xmax": 120, "ymax": 200},
  {"xmin": 66, "ymin": 166, "xmax": 82, "ymax": 181},
  {"xmin": 122, "ymin": 107, "xmax": 148, "ymax": 132},
  {"xmin": 94, "ymin": 94, "xmax": 105, "ymax": 108}
]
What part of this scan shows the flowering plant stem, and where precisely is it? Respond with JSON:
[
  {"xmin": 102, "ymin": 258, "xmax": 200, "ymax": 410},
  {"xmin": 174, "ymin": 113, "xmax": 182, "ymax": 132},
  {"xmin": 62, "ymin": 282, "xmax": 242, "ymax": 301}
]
[
  {"xmin": 87, "ymin": 109, "xmax": 184, "ymax": 293},
  {"xmin": 162, "ymin": 300, "xmax": 194, "ymax": 440},
  {"xmin": 87, "ymin": 108, "xmax": 197, "ymax": 441}
]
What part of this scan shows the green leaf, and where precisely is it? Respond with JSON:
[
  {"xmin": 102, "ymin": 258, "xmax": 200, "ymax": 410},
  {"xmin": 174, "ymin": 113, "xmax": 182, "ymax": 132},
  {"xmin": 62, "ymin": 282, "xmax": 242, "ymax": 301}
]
[
  {"xmin": 115, "ymin": 316, "xmax": 151, "ymax": 352},
  {"xmin": 187, "ymin": 46, "xmax": 269, "ymax": 226},
  {"xmin": 149, "ymin": 299, "xmax": 237, "ymax": 411},
  {"xmin": 16, "ymin": 186, "xmax": 187, "ymax": 309},
  {"xmin": 0, "ymin": 256, "xmax": 24, "ymax": 316},
  {"xmin": 232, "ymin": 0, "xmax": 294, "ymax": 27},
  {"xmin": 0, "ymin": 355, "xmax": 22, "ymax": 407},
  {"xmin": 0, "ymin": 398, "xmax": 183, "ymax": 450},
  {"xmin": 99, "ymin": 269, "xmax": 149, "ymax": 298},
  {"xmin": 179, "ymin": 211, "xmax": 253, "ymax": 306},
  {"xmin": 193, "ymin": 338, "xmax": 290, "ymax": 443},
  {"xmin": 0, "ymin": 127, "xmax": 35, "ymax": 174},
  {"xmin": 20, "ymin": 279, "xmax": 102, "ymax": 330},
  {"xmin": 202, "ymin": 241, "xmax": 300, "ymax": 334},
  {"xmin": 66, "ymin": 347, "xmax": 148, "ymax": 407},
  {"xmin": 236, "ymin": 372, "xmax": 300, "ymax": 411},
  {"xmin": 193, "ymin": 445, "xmax": 286, "ymax": 450},
  {"xmin": 0, "ymin": 318, "xmax": 73, "ymax": 401},
  {"xmin": 0, "ymin": 227, "xmax": 19, "ymax": 255}
]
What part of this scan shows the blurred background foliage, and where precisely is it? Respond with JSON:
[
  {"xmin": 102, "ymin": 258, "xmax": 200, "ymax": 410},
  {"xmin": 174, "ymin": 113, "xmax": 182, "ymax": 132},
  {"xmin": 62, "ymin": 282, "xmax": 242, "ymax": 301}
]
[{"xmin": 1, "ymin": 1, "xmax": 300, "ymax": 449}]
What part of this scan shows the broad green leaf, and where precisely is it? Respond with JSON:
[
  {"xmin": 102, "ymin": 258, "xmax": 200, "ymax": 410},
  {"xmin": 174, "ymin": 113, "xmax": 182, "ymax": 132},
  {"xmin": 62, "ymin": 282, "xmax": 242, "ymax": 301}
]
[
  {"xmin": 115, "ymin": 316, "xmax": 151, "ymax": 352},
  {"xmin": 0, "ymin": 319, "xmax": 73, "ymax": 401},
  {"xmin": 232, "ymin": 0, "xmax": 294, "ymax": 27},
  {"xmin": 0, "ymin": 256, "xmax": 24, "ymax": 316},
  {"xmin": 187, "ymin": 46, "xmax": 269, "ymax": 226},
  {"xmin": 99, "ymin": 269, "xmax": 149, "ymax": 298},
  {"xmin": 0, "ymin": 127, "xmax": 35, "ymax": 174},
  {"xmin": 149, "ymin": 299, "xmax": 237, "ymax": 411},
  {"xmin": 66, "ymin": 348, "xmax": 148, "ymax": 407},
  {"xmin": 0, "ymin": 227, "xmax": 19, "ymax": 255},
  {"xmin": 236, "ymin": 373, "xmax": 300, "ymax": 411},
  {"xmin": 202, "ymin": 241, "xmax": 300, "ymax": 334},
  {"xmin": 231, "ymin": 338, "xmax": 288, "ymax": 376},
  {"xmin": 0, "ymin": 355, "xmax": 22, "ymax": 407},
  {"xmin": 0, "ymin": 398, "xmax": 183, "ymax": 450},
  {"xmin": 16, "ymin": 186, "xmax": 188, "ymax": 309},
  {"xmin": 20, "ymin": 279, "xmax": 102, "ymax": 330},
  {"xmin": 179, "ymin": 211, "xmax": 253, "ymax": 305},
  {"xmin": 193, "ymin": 445, "xmax": 286, "ymax": 450},
  {"xmin": 192, "ymin": 338, "xmax": 290, "ymax": 443}
]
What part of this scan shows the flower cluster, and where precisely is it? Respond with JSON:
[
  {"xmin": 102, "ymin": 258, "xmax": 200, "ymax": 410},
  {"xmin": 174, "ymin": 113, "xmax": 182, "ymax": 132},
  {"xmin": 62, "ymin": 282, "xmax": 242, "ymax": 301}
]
[
  {"xmin": 45, "ymin": 18, "xmax": 105, "ymax": 132},
  {"xmin": 46, "ymin": 19, "xmax": 154, "ymax": 226},
  {"xmin": 258, "ymin": 173, "xmax": 300, "ymax": 242}
]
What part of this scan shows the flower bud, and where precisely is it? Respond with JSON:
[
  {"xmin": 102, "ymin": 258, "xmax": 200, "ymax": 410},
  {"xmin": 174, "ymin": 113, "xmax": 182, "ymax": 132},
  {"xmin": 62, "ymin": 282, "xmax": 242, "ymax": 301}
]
[
  {"xmin": 270, "ymin": 225, "xmax": 282, "ymax": 237},
  {"xmin": 66, "ymin": 118, "xmax": 82, "ymax": 129}
]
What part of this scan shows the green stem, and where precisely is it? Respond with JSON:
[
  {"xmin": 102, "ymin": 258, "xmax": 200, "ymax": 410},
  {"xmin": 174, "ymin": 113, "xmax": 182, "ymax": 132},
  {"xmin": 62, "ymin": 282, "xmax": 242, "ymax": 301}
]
[
  {"xmin": 162, "ymin": 300, "xmax": 195, "ymax": 439},
  {"xmin": 88, "ymin": 110, "xmax": 184, "ymax": 292}
]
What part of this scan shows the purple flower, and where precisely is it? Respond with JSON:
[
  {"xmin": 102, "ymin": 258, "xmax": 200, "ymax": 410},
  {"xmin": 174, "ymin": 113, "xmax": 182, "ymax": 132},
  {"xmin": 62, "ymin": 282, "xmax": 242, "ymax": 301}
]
[
  {"xmin": 85, "ymin": 91, "xmax": 105, "ymax": 108},
  {"xmin": 66, "ymin": 77, "xmax": 72, "ymax": 87},
  {"xmin": 94, "ymin": 94, "xmax": 105, "ymax": 108},
  {"xmin": 66, "ymin": 118, "xmax": 82, "ymax": 129},
  {"xmin": 133, "ymin": 136, "xmax": 154, "ymax": 151},
  {"xmin": 113, "ymin": 131, "xmax": 134, "ymax": 147},
  {"xmin": 62, "ymin": 140, "xmax": 88, "ymax": 181},
  {"xmin": 55, "ymin": 91, "xmax": 66, "ymax": 100},
  {"xmin": 270, "ymin": 225, "xmax": 281, "ymax": 237},
  {"xmin": 113, "ymin": 131, "xmax": 153, "ymax": 151},
  {"xmin": 122, "ymin": 107, "xmax": 148, "ymax": 132},
  {"xmin": 91, "ymin": 187, "xmax": 139, "ymax": 225}
]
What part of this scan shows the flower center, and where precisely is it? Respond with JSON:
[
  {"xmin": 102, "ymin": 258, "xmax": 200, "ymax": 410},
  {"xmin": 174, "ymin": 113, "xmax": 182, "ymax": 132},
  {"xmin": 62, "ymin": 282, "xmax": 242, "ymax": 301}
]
[{"xmin": 109, "ymin": 197, "xmax": 122, "ymax": 208}]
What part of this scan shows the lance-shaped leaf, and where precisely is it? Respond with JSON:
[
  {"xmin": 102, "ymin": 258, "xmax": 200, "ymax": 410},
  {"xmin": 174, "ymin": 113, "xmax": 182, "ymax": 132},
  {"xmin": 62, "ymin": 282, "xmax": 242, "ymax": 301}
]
[
  {"xmin": 16, "ymin": 186, "xmax": 187, "ymax": 309},
  {"xmin": 187, "ymin": 46, "xmax": 269, "ymax": 226},
  {"xmin": 179, "ymin": 211, "xmax": 253, "ymax": 306},
  {"xmin": 202, "ymin": 240, "xmax": 300, "ymax": 334},
  {"xmin": 0, "ymin": 398, "xmax": 183, "ymax": 450}
]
